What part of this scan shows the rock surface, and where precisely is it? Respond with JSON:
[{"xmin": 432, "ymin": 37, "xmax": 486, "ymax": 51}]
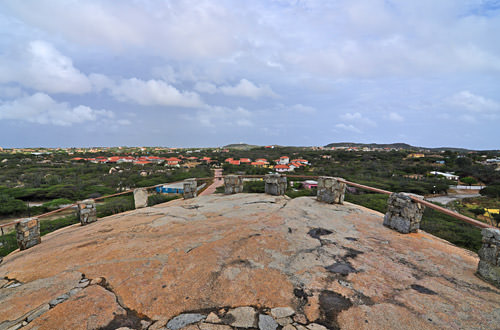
[{"xmin": 0, "ymin": 193, "xmax": 499, "ymax": 330}]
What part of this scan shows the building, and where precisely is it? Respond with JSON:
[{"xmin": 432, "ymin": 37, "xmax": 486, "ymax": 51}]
[
  {"xmin": 278, "ymin": 156, "xmax": 289, "ymax": 165},
  {"xmin": 408, "ymin": 153, "xmax": 425, "ymax": 158},
  {"xmin": 302, "ymin": 180, "xmax": 318, "ymax": 189},
  {"xmin": 156, "ymin": 182, "xmax": 185, "ymax": 194},
  {"xmin": 430, "ymin": 171, "xmax": 459, "ymax": 181},
  {"xmin": 275, "ymin": 164, "xmax": 291, "ymax": 172}
]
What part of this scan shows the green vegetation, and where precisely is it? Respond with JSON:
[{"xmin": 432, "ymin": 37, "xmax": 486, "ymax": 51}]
[
  {"xmin": 243, "ymin": 181, "xmax": 265, "ymax": 193},
  {"xmin": 420, "ymin": 208, "xmax": 482, "ymax": 252},
  {"xmin": 147, "ymin": 194, "xmax": 180, "ymax": 207},
  {"xmin": 344, "ymin": 193, "xmax": 388, "ymax": 213},
  {"xmin": 0, "ymin": 215, "xmax": 79, "ymax": 257},
  {"xmin": 97, "ymin": 196, "xmax": 135, "ymax": 218}
]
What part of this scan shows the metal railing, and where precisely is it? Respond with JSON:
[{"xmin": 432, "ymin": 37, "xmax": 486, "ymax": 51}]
[
  {"xmin": 240, "ymin": 174, "xmax": 495, "ymax": 230},
  {"xmin": 0, "ymin": 174, "xmax": 494, "ymax": 234},
  {"xmin": 0, "ymin": 177, "xmax": 213, "ymax": 233}
]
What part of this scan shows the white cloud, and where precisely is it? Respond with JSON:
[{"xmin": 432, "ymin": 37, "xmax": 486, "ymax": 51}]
[
  {"xmin": 89, "ymin": 73, "xmax": 115, "ymax": 92},
  {"xmin": 334, "ymin": 123, "xmax": 362, "ymax": 133},
  {"xmin": 185, "ymin": 106, "xmax": 253, "ymax": 128},
  {"xmin": 447, "ymin": 91, "xmax": 500, "ymax": 112},
  {"xmin": 0, "ymin": 40, "xmax": 92, "ymax": 94},
  {"xmin": 0, "ymin": 93, "xmax": 114, "ymax": 126},
  {"xmin": 340, "ymin": 112, "xmax": 376, "ymax": 126},
  {"xmin": 110, "ymin": 78, "xmax": 204, "ymax": 107},
  {"xmin": 193, "ymin": 79, "xmax": 278, "ymax": 99},
  {"xmin": 219, "ymin": 79, "xmax": 278, "ymax": 99},
  {"xmin": 388, "ymin": 112, "xmax": 404, "ymax": 122},
  {"xmin": 194, "ymin": 82, "xmax": 218, "ymax": 94}
]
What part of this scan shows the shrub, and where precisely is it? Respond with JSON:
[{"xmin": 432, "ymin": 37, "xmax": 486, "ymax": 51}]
[
  {"xmin": 97, "ymin": 196, "xmax": 134, "ymax": 217},
  {"xmin": 147, "ymin": 194, "xmax": 180, "ymax": 206}
]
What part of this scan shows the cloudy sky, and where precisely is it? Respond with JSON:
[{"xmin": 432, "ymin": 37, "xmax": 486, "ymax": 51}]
[{"xmin": 0, "ymin": 0, "xmax": 499, "ymax": 149}]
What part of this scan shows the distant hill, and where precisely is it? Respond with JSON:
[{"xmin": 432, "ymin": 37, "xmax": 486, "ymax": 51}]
[
  {"xmin": 324, "ymin": 142, "xmax": 472, "ymax": 152},
  {"xmin": 223, "ymin": 143, "xmax": 260, "ymax": 150}
]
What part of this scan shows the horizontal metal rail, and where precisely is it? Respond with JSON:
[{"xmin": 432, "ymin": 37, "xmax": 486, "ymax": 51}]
[
  {"xmin": 1, "ymin": 174, "xmax": 494, "ymax": 232},
  {"xmin": 229, "ymin": 174, "xmax": 495, "ymax": 229},
  {"xmin": 409, "ymin": 196, "xmax": 492, "ymax": 229},
  {"xmin": 0, "ymin": 177, "xmax": 213, "ymax": 230}
]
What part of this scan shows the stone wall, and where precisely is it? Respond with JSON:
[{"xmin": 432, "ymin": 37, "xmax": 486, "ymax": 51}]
[
  {"xmin": 15, "ymin": 218, "xmax": 41, "ymax": 250},
  {"xmin": 183, "ymin": 179, "xmax": 198, "ymax": 199},
  {"xmin": 77, "ymin": 199, "xmax": 97, "ymax": 225},
  {"xmin": 383, "ymin": 193, "xmax": 425, "ymax": 234},
  {"xmin": 224, "ymin": 175, "xmax": 243, "ymax": 194},
  {"xmin": 134, "ymin": 188, "xmax": 148, "ymax": 209},
  {"xmin": 317, "ymin": 176, "xmax": 346, "ymax": 204},
  {"xmin": 477, "ymin": 228, "xmax": 500, "ymax": 288},
  {"xmin": 264, "ymin": 174, "xmax": 287, "ymax": 196}
]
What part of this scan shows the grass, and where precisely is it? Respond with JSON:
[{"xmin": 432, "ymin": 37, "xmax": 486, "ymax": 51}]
[{"xmin": 345, "ymin": 192, "xmax": 482, "ymax": 253}]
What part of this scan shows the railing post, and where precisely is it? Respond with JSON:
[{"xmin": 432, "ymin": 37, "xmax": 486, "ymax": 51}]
[
  {"xmin": 224, "ymin": 175, "xmax": 243, "ymax": 194},
  {"xmin": 77, "ymin": 199, "xmax": 97, "ymax": 225},
  {"xmin": 16, "ymin": 218, "xmax": 40, "ymax": 250},
  {"xmin": 134, "ymin": 188, "xmax": 148, "ymax": 208},
  {"xmin": 477, "ymin": 228, "xmax": 500, "ymax": 288},
  {"xmin": 383, "ymin": 193, "xmax": 425, "ymax": 234},
  {"xmin": 317, "ymin": 176, "xmax": 346, "ymax": 204},
  {"xmin": 265, "ymin": 174, "xmax": 287, "ymax": 196},
  {"xmin": 183, "ymin": 179, "xmax": 197, "ymax": 199}
]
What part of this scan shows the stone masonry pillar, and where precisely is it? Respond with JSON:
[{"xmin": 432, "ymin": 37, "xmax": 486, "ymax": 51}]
[
  {"xmin": 224, "ymin": 175, "xmax": 243, "ymax": 194},
  {"xmin": 265, "ymin": 174, "xmax": 287, "ymax": 196},
  {"xmin": 77, "ymin": 199, "xmax": 97, "ymax": 225},
  {"xmin": 317, "ymin": 176, "xmax": 346, "ymax": 204},
  {"xmin": 134, "ymin": 188, "xmax": 148, "ymax": 209},
  {"xmin": 477, "ymin": 228, "xmax": 500, "ymax": 288},
  {"xmin": 183, "ymin": 179, "xmax": 197, "ymax": 199},
  {"xmin": 383, "ymin": 193, "xmax": 425, "ymax": 234},
  {"xmin": 15, "ymin": 218, "xmax": 41, "ymax": 250}
]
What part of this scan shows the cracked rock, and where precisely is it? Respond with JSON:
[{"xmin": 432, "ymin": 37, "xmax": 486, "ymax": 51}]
[
  {"xmin": 226, "ymin": 307, "xmax": 257, "ymax": 328},
  {"xmin": 49, "ymin": 293, "xmax": 70, "ymax": 307},
  {"xmin": 206, "ymin": 312, "xmax": 221, "ymax": 324},
  {"xmin": 258, "ymin": 314, "xmax": 278, "ymax": 330},
  {"xmin": 26, "ymin": 303, "xmax": 50, "ymax": 322},
  {"xmin": 306, "ymin": 323, "xmax": 327, "ymax": 330},
  {"xmin": 167, "ymin": 313, "xmax": 206, "ymax": 330},
  {"xmin": 270, "ymin": 307, "xmax": 295, "ymax": 319},
  {"xmin": 276, "ymin": 317, "xmax": 293, "ymax": 326},
  {"xmin": 199, "ymin": 322, "xmax": 232, "ymax": 330}
]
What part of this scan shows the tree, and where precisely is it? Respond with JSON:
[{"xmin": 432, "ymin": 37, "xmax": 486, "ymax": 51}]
[
  {"xmin": 461, "ymin": 176, "xmax": 477, "ymax": 186},
  {"xmin": 469, "ymin": 208, "xmax": 485, "ymax": 217}
]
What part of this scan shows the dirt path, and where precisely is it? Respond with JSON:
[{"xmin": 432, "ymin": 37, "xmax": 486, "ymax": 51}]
[{"xmin": 200, "ymin": 169, "xmax": 223, "ymax": 196}]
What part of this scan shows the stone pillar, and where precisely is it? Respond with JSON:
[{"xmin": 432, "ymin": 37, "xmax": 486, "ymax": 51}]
[
  {"xmin": 183, "ymin": 179, "xmax": 197, "ymax": 199},
  {"xmin": 224, "ymin": 175, "xmax": 243, "ymax": 194},
  {"xmin": 317, "ymin": 176, "xmax": 346, "ymax": 204},
  {"xmin": 15, "ymin": 218, "xmax": 41, "ymax": 250},
  {"xmin": 134, "ymin": 188, "xmax": 148, "ymax": 209},
  {"xmin": 265, "ymin": 174, "xmax": 287, "ymax": 196},
  {"xmin": 477, "ymin": 228, "xmax": 500, "ymax": 288},
  {"xmin": 383, "ymin": 193, "xmax": 425, "ymax": 234},
  {"xmin": 77, "ymin": 199, "xmax": 97, "ymax": 225}
]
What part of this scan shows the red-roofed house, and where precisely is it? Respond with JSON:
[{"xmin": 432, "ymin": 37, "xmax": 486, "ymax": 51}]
[
  {"xmin": 229, "ymin": 160, "xmax": 241, "ymax": 165},
  {"xmin": 275, "ymin": 164, "xmax": 291, "ymax": 172},
  {"xmin": 240, "ymin": 158, "xmax": 251, "ymax": 163},
  {"xmin": 166, "ymin": 157, "xmax": 181, "ymax": 165},
  {"xmin": 134, "ymin": 160, "xmax": 152, "ymax": 165},
  {"xmin": 279, "ymin": 156, "xmax": 289, "ymax": 165},
  {"xmin": 291, "ymin": 159, "xmax": 309, "ymax": 165}
]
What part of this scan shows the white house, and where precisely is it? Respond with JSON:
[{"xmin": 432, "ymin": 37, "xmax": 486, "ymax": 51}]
[{"xmin": 430, "ymin": 171, "xmax": 459, "ymax": 181}]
